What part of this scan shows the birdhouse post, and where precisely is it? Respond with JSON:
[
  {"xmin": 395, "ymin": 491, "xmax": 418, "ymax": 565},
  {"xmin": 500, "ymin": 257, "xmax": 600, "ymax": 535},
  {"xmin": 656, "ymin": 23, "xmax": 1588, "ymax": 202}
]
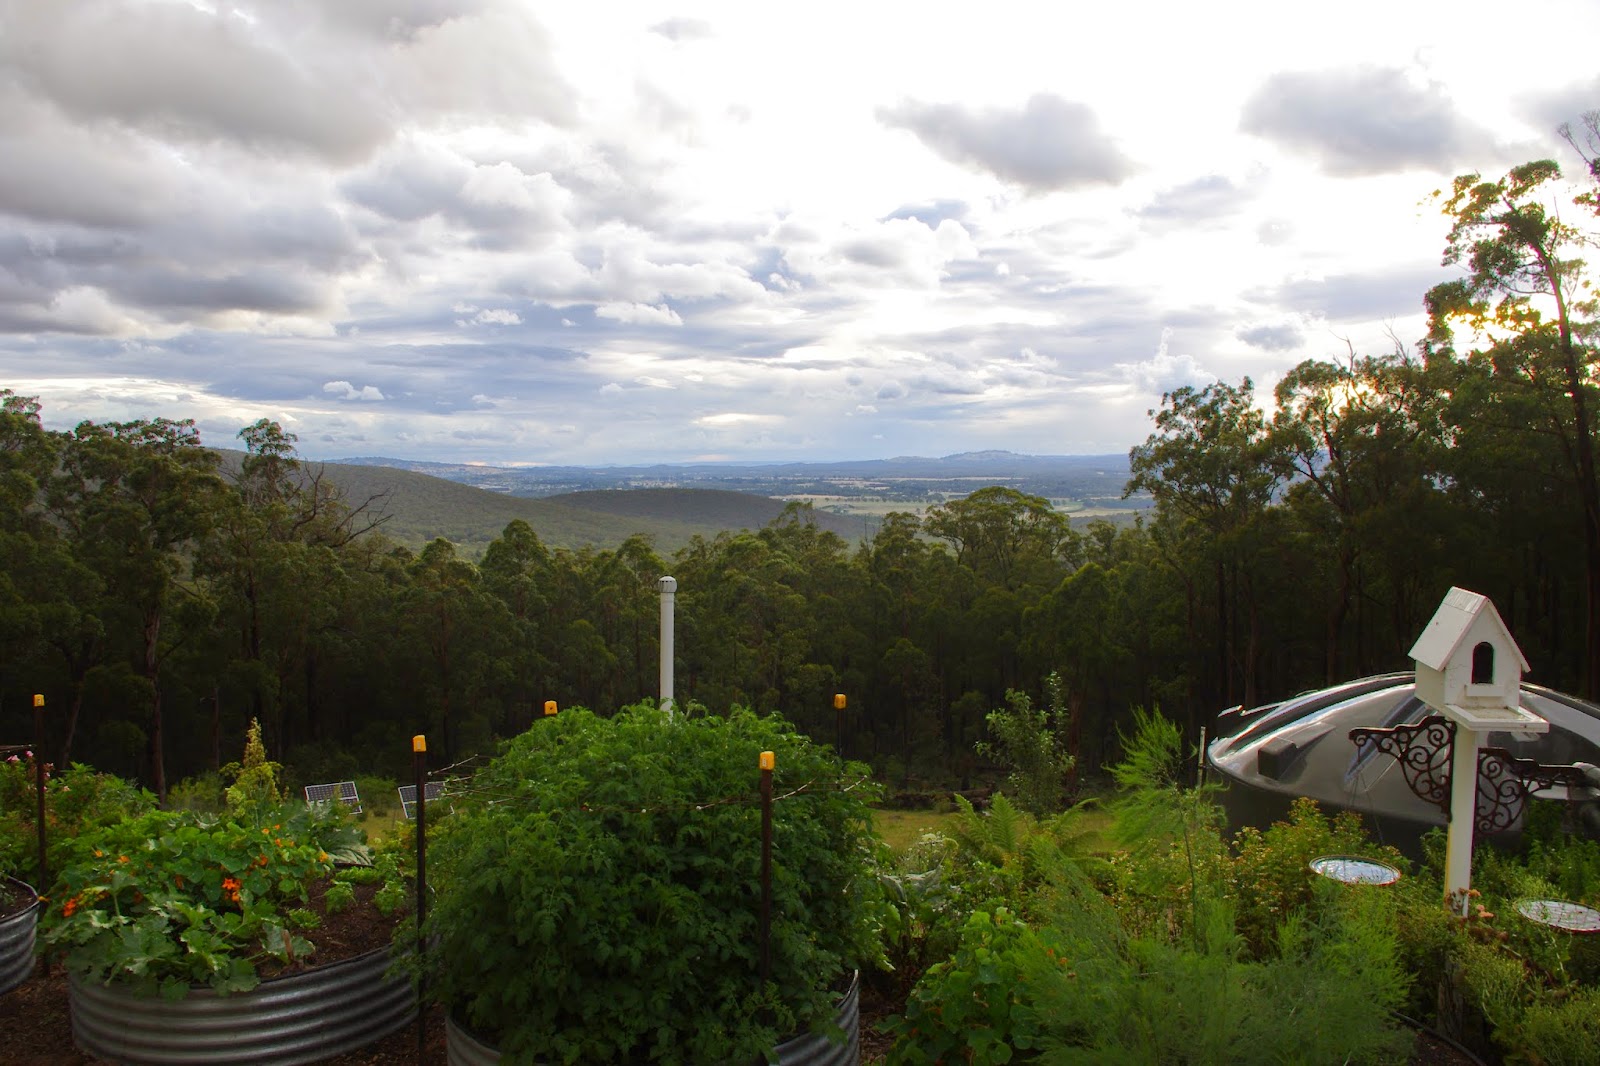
[{"xmin": 1409, "ymin": 587, "xmax": 1546, "ymax": 914}]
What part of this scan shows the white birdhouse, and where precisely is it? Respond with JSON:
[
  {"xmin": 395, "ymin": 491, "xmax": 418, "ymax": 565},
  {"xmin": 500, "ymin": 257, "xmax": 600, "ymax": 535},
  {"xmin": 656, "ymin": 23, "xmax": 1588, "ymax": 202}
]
[
  {"xmin": 1409, "ymin": 587, "xmax": 1546, "ymax": 913},
  {"xmin": 1410, "ymin": 586, "xmax": 1542, "ymax": 733}
]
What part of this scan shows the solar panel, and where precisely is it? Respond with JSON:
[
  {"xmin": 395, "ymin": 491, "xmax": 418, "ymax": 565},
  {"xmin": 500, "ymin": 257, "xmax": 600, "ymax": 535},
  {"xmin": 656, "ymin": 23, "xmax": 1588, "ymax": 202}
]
[
  {"xmin": 397, "ymin": 781, "xmax": 445, "ymax": 820},
  {"xmin": 304, "ymin": 780, "xmax": 362, "ymax": 816}
]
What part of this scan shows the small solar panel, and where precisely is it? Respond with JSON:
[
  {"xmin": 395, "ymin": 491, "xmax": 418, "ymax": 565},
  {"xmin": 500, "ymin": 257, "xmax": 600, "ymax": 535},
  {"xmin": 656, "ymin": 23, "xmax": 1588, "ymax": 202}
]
[
  {"xmin": 398, "ymin": 781, "xmax": 445, "ymax": 820},
  {"xmin": 304, "ymin": 780, "xmax": 362, "ymax": 816}
]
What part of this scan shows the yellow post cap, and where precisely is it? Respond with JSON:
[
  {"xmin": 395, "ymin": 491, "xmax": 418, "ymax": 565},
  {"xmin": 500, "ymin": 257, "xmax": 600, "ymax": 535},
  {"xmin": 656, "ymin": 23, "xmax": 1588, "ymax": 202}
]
[
  {"xmin": 33, "ymin": 694, "xmax": 45, "ymax": 708},
  {"xmin": 412, "ymin": 735, "xmax": 426, "ymax": 753},
  {"xmin": 544, "ymin": 700, "xmax": 558, "ymax": 716},
  {"xmin": 833, "ymin": 693, "xmax": 846, "ymax": 710},
  {"xmin": 759, "ymin": 751, "xmax": 775, "ymax": 771}
]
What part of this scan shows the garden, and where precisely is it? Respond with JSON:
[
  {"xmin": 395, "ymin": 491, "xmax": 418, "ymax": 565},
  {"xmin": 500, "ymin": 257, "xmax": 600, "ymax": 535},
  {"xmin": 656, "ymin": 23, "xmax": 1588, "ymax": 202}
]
[{"xmin": 2, "ymin": 703, "xmax": 1599, "ymax": 1064}]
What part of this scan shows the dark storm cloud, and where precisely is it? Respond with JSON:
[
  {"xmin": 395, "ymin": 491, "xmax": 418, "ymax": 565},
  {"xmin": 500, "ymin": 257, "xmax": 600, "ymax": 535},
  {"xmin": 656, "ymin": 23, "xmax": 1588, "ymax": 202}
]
[
  {"xmin": 878, "ymin": 94, "xmax": 1135, "ymax": 191},
  {"xmin": 1241, "ymin": 66, "xmax": 1494, "ymax": 175},
  {"xmin": 1237, "ymin": 323, "xmax": 1305, "ymax": 352},
  {"xmin": 1251, "ymin": 266, "xmax": 1450, "ymax": 321}
]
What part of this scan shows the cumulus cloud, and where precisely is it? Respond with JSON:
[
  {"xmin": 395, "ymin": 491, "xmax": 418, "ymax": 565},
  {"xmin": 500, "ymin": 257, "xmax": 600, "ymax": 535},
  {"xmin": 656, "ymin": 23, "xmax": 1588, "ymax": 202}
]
[
  {"xmin": 1117, "ymin": 330, "xmax": 1217, "ymax": 394},
  {"xmin": 878, "ymin": 94, "xmax": 1134, "ymax": 191},
  {"xmin": 324, "ymin": 380, "xmax": 387, "ymax": 401},
  {"xmin": 1241, "ymin": 66, "xmax": 1494, "ymax": 175},
  {"xmin": 454, "ymin": 306, "xmax": 523, "ymax": 327},
  {"xmin": 595, "ymin": 302, "xmax": 684, "ymax": 326}
]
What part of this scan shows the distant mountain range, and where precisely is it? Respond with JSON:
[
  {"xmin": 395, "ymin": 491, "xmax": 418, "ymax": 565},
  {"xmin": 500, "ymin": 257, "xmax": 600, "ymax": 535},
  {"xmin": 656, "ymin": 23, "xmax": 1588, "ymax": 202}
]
[
  {"xmin": 328, "ymin": 450, "xmax": 1138, "ymax": 501},
  {"xmin": 292, "ymin": 451, "xmax": 1144, "ymax": 557}
]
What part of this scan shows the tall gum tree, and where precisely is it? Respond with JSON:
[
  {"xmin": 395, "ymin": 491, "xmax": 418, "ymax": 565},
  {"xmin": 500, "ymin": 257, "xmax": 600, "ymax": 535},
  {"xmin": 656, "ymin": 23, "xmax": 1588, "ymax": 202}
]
[
  {"xmin": 1426, "ymin": 156, "xmax": 1600, "ymax": 694},
  {"xmin": 49, "ymin": 419, "xmax": 224, "ymax": 800}
]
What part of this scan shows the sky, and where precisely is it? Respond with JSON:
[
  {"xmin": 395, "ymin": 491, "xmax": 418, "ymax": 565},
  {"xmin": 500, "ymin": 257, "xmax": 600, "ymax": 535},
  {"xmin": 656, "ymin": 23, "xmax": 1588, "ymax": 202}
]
[{"xmin": 2, "ymin": 0, "xmax": 1598, "ymax": 466}]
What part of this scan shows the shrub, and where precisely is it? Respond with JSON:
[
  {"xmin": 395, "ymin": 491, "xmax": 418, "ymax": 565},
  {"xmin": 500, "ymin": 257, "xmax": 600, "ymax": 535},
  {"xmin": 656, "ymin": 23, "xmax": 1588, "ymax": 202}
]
[
  {"xmin": 1230, "ymin": 796, "xmax": 1407, "ymax": 956},
  {"xmin": 421, "ymin": 703, "xmax": 877, "ymax": 1064},
  {"xmin": 976, "ymin": 673, "xmax": 1074, "ymax": 816},
  {"xmin": 0, "ymin": 758, "xmax": 153, "ymax": 882},
  {"xmin": 883, "ymin": 907, "xmax": 1046, "ymax": 1065}
]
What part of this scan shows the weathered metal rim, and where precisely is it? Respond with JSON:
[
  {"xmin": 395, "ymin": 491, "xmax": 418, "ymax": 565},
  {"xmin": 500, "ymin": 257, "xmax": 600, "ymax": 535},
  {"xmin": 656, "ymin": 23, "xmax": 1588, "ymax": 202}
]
[
  {"xmin": 70, "ymin": 941, "xmax": 414, "ymax": 1065},
  {"xmin": 0, "ymin": 876, "xmax": 40, "ymax": 996},
  {"xmin": 445, "ymin": 970, "xmax": 860, "ymax": 1065}
]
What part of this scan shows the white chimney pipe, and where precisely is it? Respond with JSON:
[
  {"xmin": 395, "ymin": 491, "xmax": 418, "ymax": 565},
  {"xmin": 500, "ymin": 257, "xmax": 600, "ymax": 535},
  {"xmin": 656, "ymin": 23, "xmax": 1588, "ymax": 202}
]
[{"xmin": 658, "ymin": 576, "xmax": 677, "ymax": 718}]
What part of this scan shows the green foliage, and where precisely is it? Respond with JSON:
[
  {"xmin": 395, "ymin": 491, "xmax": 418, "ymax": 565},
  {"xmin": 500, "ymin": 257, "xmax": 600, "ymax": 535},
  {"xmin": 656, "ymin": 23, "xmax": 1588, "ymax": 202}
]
[
  {"xmin": 323, "ymin": 881, "xmax": 355, "ymax": 915},
  {"xmin": 884, "ymin": 908, "xmax": 1046, "ymax": 1065},
  {"xmin": 39, "ymin": 801, "xmax": 370, "ymax": 996},
  {"xmin": 223, "ymin": 718, "xmax": 283, "ymax": 820},
  {"xmin": 166, "ymin": 771, "xmax": 227, "ymax": 814},
  {"xmin": 976, "ymin": 674, "xmax": 1074, "ymax": 816},
  {"xmin": 0, "ymin": 758, "xmax": 153, "ymax": 882},
  {"xmin": 353, "ymin": 775, "xmax": 399, "ymax": 817},
  {"xmin": 1229, "ymin": 796, "xmax": 1407, "ymax": 956},
  {"xmin": 421, "ymin": 703, "xmax": 878, "ymax": 1064},
  {"xmin": 1105, "ymin": 707, "xmax": 1228, "ymax": 946},
  {"xmin": 886, "ymin": 858, "xmax": 1411, "ymax": 1065}
]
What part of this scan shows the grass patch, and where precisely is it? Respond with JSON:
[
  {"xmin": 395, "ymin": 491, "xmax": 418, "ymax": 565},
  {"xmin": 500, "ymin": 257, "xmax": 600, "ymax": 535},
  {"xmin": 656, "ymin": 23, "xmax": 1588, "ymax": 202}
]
[{"xmin": 872, "ymin": 808, "xmax": 961, "ymax": 854}]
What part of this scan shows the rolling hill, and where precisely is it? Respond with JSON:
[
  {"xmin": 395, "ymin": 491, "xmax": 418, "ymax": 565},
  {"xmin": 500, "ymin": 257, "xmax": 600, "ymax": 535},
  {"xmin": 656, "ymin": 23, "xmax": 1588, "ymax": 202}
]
[{"xmin": 297, "ymin": 460, "xmax": 868, "ymax": 556}]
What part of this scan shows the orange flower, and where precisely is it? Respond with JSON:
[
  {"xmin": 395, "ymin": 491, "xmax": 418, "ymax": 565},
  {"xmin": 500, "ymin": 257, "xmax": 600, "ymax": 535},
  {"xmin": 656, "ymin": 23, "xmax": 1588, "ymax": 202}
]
[
  {"xmin": 221, "ymin": 876, "xmax": 242, "ymax": 904},
  {"xmin": 93, "ymin": 849, "xmax": 103, "ymax": 858},
  {"xmin": 317, "ymin": 852, "xmax": 328, "ymax": 863},
  {"xmin": 117, "ymin": 855, "xmax": 128, "ymax": 863},
  {"xmin": 62, "ymin": 897, "xmax": 78, "ymax": 918}
]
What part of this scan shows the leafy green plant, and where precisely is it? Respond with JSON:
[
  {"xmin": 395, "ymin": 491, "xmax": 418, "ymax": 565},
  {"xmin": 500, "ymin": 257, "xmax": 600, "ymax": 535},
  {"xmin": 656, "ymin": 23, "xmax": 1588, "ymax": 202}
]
[
  {"xmin": 421, "ymin": 702, "xmax": 878, "ymax": 1064},
  {"xmin": 222, "ymin": 717, "xmax": 283, "ymax": 822},
  {"xmin": 976, "ymin": 673, "xmax": 1075, "ymax": 816},
  {"xmin": 1229, "ymin": 796, "xmax": 1407, "ymax": 956},
  {"xmin": 40, "ymin": 798, "xmax": 371, "ymax": 998},
  {"xmin": 323, "ymin": 881, "xmax": 356, "ymax": 915},
  {"xmin": 0, "ymin": 758, "xmax": 154, "ymax": 882},
  {"xmin": 884, "ymin": 907, "xmax": 1046, "ymax": 1065}
]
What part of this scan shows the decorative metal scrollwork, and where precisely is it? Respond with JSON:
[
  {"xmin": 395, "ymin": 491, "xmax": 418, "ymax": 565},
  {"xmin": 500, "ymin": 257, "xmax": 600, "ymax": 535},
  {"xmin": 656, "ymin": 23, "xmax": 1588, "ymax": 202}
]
[
  {"xmin": 1474, "ymin": 748, "xmax": 1592, "ymax": 835},
  {"xmin": 1349, "ymin": 715, "xmax": 1456, "ymax": 817}
]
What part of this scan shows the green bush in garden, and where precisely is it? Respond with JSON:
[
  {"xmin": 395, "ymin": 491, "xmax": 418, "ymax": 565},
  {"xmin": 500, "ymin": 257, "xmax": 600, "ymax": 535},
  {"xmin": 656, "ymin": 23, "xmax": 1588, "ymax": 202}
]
[
  {"xmin": 421, "ymin": 702, "xmax": 878, "ymax": 1064},
  {"xmin": 0, "ymin": 757, "xmax": 154, "ymax": 881},
  {"xmin": 1229, "ymin": 796, "xmax": 1408, "ymax": 957},
  {"xmin": 883, "ymin": 907, "xmax": 1047, "ymax": 1065},
  {"xmin": 886, "ymin": 708, "xmax": 1413, "ymax": 1065}
]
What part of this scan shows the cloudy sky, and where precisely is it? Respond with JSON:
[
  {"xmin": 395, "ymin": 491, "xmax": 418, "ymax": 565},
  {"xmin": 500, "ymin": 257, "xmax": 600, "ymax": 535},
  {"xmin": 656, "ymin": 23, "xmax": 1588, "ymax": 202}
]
[{"xmin": 3, "ymin": 0, "xmax": 1597, "ymax": 465}]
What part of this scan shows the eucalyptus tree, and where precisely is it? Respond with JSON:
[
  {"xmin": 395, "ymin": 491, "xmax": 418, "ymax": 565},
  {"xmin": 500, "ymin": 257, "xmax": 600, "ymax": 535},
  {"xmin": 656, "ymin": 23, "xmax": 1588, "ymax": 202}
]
[
  {"xmin": 48, "ymin": 418, "xmax": 226, "ymax": 800},
  {"xmin": 479, "ymin": 519, "xmax": 556, "ymax": 732},
  {"xmin": 1425, "ymin": 157, "xmax": 1600, "ymax": 693},
  {"xmin": 1128, "ymin": 379, "xmax": 1283, "ymax": 711},
  {"xmin": 403, "ymin": 538, "xmax": 507, "ymax": 762},
  {"xmin": 1267, "ymin": 351, "xmax": 1450, "ymax": 681}
]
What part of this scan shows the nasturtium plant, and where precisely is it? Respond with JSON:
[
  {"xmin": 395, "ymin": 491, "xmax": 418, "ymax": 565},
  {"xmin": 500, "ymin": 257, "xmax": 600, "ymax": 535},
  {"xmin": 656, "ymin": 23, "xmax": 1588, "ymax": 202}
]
[
  {"xmin": 41, "ymin": 802, "xmax": 369, "ymax": 998},
  {"xmin": 421, "ymin": 702, "xmax": 878, "ymax": 1064}
]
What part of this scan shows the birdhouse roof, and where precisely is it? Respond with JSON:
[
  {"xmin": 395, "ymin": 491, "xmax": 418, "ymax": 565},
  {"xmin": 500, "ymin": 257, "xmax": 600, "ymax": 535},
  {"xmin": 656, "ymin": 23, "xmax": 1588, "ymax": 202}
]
[{"xmin": 1408, "ymin": 586, "xmax": 1529, "ymax": 674}]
